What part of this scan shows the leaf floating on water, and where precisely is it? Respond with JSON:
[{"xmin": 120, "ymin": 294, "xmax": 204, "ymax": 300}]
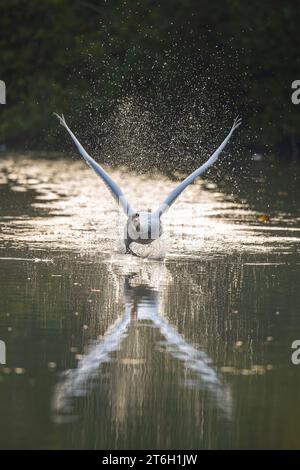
[{"xmin": 258, "ymin": 214, "xmax": 270, "ymax": 222}]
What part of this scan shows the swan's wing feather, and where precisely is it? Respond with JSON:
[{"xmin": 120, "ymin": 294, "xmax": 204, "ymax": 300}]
[
  {"xmin": 154, "ymin": 117, "xmax": 242, "ymax": 217},
  {"xmin": 54, "ymin": 113, "xmax": 135, "ymax": 216}
]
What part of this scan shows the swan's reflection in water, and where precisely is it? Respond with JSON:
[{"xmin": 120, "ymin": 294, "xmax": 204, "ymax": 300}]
[{"xmin": 52, "ymin": 261, "xmax": 232, "ymax": 427}]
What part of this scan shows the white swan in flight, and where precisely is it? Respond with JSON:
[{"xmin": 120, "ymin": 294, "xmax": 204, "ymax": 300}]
[{"xmin": 54, "ymin": 113, "xmax": 241, "ymax": 256}]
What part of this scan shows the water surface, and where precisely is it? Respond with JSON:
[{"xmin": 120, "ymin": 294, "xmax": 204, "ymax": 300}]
[{"xmin": 0, "ymin": 154, "xmax": 299, "ymax": 449}]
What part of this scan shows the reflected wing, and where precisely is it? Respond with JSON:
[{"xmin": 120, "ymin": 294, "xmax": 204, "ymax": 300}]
[
  {"xmin": 54, "ymin": 113, "xmax": 135, "ymax": 216},
  {"xmin": 52, "ymin": 310, "xmax": 131, "ymax": 417},
  {"xmin": 154, "ymin": 117, "xmax": 242, "ymax": 217}
]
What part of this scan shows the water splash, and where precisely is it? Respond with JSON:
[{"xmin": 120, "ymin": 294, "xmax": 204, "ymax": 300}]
[{"xmin": 0, "ymin": 156, "xmax": 299, "ymax": 258}]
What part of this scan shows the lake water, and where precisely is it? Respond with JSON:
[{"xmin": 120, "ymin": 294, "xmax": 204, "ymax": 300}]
[{"xmin": 0, "ymin": 154, "xmax": 299, "ymax": 449}]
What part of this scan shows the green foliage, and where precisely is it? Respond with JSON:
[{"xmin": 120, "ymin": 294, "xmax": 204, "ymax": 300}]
[{"xmin": 0, "ymin": 0, "xmax": 299, "ymax": 155}]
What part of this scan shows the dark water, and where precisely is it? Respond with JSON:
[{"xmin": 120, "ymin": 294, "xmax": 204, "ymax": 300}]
[{"xmin": 0, "ymin": 155, "xmax": 300, "ymax": 449}]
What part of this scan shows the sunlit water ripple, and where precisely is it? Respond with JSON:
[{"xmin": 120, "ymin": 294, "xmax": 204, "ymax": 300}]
[
  {"xmin": 0, "ymin": 155, "xmax": 299, "ymax": 259},
  {"xmin": 0, "ymin": 155, "xmax": 300, "ymax": 448}
]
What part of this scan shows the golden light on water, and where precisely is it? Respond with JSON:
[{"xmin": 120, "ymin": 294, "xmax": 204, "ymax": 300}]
[
  {"xmin": 0, "ymin": 155, "xmax": 299, "ymax": 258},
  {"xmin": 0, "ymin": 155, "xmax": 300, "ymax": 449}
]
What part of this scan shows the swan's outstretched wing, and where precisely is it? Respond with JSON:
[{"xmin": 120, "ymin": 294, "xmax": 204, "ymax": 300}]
[
  {"xmin": 154, "ymin": 117, "xmax": 242, "ymax": 217},
  {"xmin": 54, "ymin": 113, "xmax": 135, "ymax": 216}
]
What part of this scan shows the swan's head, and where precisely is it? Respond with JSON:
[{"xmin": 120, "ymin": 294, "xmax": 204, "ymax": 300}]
[
  {"xmin": 130, "ymin": 212, "xmax": 140, "ymax": 231},
  {"xmin": 126, "ymin": 211, "xmax": 162, "ymax": 243}
]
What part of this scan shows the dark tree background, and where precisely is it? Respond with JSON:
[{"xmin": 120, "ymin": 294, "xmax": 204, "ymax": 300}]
[{"xmin": 0, "ymin": 0, "xmax": 300, "ymax": 163}]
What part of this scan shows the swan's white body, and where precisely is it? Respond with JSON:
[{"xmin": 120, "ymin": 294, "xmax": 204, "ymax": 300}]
[
  {"xmin": 54, "ymin": 113, "xmax": 241, "ymax": 255},
  {"xmin": 126, "ymin": 210, "xmax": 162, "ymax": 246}
]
